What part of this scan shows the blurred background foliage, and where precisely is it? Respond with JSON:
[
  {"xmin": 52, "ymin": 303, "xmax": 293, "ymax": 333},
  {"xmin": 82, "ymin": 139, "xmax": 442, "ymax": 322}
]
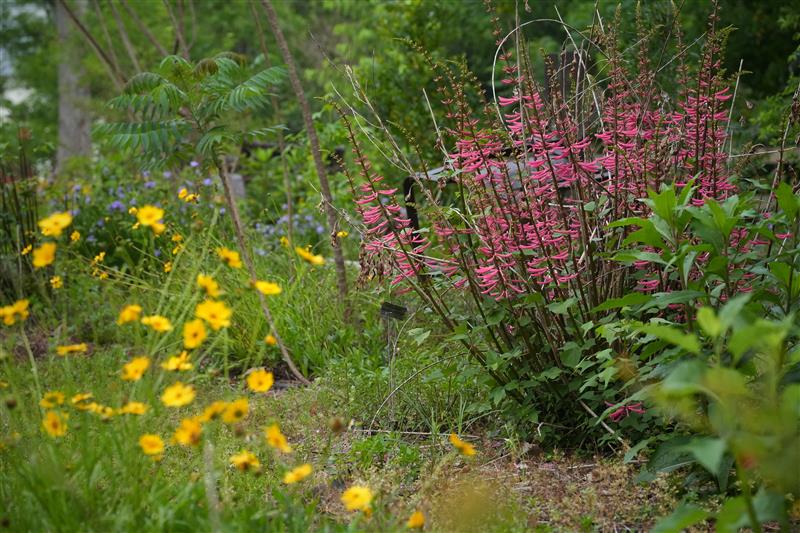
[{"xmin": 2, "ymin": 0, "xmax": 798, "ymax": 164}]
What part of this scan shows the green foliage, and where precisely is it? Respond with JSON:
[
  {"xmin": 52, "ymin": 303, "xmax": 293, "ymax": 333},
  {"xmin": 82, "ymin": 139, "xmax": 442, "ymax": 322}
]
[{"xmin": 96, "ymin": 54, "xmax": 285, "ymax": 169}]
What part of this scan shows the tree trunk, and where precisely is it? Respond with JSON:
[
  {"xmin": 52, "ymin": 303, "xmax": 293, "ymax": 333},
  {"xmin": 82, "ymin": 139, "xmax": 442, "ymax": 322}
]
[
  {"xmin": 55, "ymin": 0, "xmax": 91, "ymax": 173},
  {"xmin": 260, "ymin": 0, "xmax": 351, "ymax": 320}
]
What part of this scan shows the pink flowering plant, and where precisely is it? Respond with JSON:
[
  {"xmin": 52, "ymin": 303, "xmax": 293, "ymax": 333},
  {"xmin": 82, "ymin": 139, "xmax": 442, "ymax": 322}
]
[{"xmin": 337, "ymin": 5, "xmax": 800, "ymax": 447}]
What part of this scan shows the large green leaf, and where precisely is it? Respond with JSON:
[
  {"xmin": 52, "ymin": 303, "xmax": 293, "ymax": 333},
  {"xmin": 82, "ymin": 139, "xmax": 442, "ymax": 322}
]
[{"xmin": 651, "ymin": 503, "xmax": 710, "ymax": 533}]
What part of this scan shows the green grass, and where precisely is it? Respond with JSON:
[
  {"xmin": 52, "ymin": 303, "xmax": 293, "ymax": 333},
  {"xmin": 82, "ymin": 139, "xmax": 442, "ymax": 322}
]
[{"xmin": 0, "ymin": 337, "xmax": 684, "ymax": 532}]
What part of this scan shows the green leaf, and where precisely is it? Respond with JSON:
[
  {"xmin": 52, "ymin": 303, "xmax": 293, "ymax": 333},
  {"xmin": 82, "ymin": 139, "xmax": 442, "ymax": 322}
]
[
  {"xmin": 546, "ymin": 297, "xmax": 577, "ymax": 315},
  {"xmin": 612, "ymin": 250, "xmax": 668, "ymax": 265},
  {"xmin": 715, "ymin": 497, "xmax": 748, "ymax": 533},
  {"xmin": 718, "ymin": 294, "xmax": 750, "ymax": 331},
  {"xmin": 623, "ymin": 437, "xmax": 653, "ymax": 463},
  {"xmin": 407, "ymin": 328, "xmax": 430, "ymax": 346},
  {"xmin": 639, "ymin": 324, "xmax": 701, "ymax": 354},
  {"xmin": 775, "ymin": 181, "xmax": 798, "ymax": 218},
  {"xmin": 660, "ymin": 361, "xmax": 706, "ymax": 394},
  {"xmin": 696, "ymin": 307, "xmax": 722, "ymax": 338},
  {"xmin": 640, "ymin": 290, "xmax": 705, "ymax": 311},
  {"xmin": 651, "ymin": 503, "xmax": 710, "ymax": 533},
  {"xmin": 682, "ymin": 437, "xmax": 726, "ymax": 475},
  {"xmin": 592, "ymin": 293, "xmax": 652, "ymax": 312}
]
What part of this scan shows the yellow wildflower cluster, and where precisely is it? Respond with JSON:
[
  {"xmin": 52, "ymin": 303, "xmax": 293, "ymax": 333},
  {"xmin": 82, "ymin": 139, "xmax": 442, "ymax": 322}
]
[
  {"xmin": 38, "ymin": 212, "xmax": 73, "ymax": 237},
  {"xmin": 295, "ymin": 246, "xmax": 325, "ymax": 266},
  {"xmin": 216, "ymin": 247, "xmax": 242, "ymax": 268},
  {"xmin": 136, "ymin": 205, "xmax": 165, "ymax": 235},
  {"xmin": 178, "ymin": 188, "xmax": 199, "ymax": 203},
  {"xmin": 56, "ymin": 343, "xmax": 88, "ymax": 356},
  {"xmin": 121, "ymin": 357, "xmax": 150, "ymax": 381},
  {"xmin": 1, "ymin": 299, "xmax": 30, "ymax": 326}
]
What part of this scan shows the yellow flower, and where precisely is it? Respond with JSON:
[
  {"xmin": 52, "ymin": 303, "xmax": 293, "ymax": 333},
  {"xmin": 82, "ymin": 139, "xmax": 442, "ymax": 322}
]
[
  {"xmin": 32, "ymin": 242, "xmax": 56, "ymax": 269},
  {"xmin": 136, "ymin": 205, "xmax": 164, "ymax": 227},
  {"xmin": 172, "ymin": 417, "xmax": 202, "ymax": 446},
  {"xmin": 216, "ymin": 247, "xmax": 242, "ymax": 269},
  {"xmin": 195, "ymin": 300, "xmax": 231, "ymax": 330},
  {"xmin": 265, "ymin": 423, "xmax": 292, "ymax": 453},
  {"xmin": 152, "ymin": 222, "xmax": 166, "ymax": 235},
  {"xmin": 90, "ymin": 404, "xmax": 115, "ymax": 419},
  {"xmin": 222, "ymin": 398, "xmax": 249, "ymax": 424},
  {"xmin": 161, "ymin": 350, "xmax": 193, "ymax": 371},
  {"xmin": 172, "ymin": 244, "xmax": 183, "ymax": 255},
  {"xmin": 406, "ymin": 511, "xmax": 425, "ymax": 529},
  {"xmin": 38, "ymin": 212, "xmax": 73, "ymax": 237},
  {"xmin": 199, "ymin": 401, "xmax": 228, "ymax": 423},
  {"xmin": 196, "ymin": 274, "xmax": 221, "ymax": 297},
  {"xmin": 50, "ymin": 275, "xmax": 63, "ymax": 289},
  {"xmin": 182, "ymin": 319, "xmax": 207, "ymax": 349},
  {"xmin": 163, "ymin": 261, "xmax": 172, "ymax": 273},
  {"xmin": 121, "ymin": 356, "xmax": 150, "ymax": 381},
  {"xmin": 336, "ymin": 230, "xmax": 349, "ymax": 238},
  {"xmin": 283, "ymin": 463, "xmax": 312, "ymax": 484},
  {"xmin": 178, "ymin": 188, "xmax": 199, "ymax": 203},
  {"xmin": 1, "ymin": 299, "xmax": 30, "ymax": 326},
  {"xmin": 253, "ymin": 280, "xmax": 282, "ymax": 296},
  {"xmin": 139, "ymin": 434, "xmax": 164, "ymax": 458},
  {"xmin": 128, "ymin": 206, "xmax": 138, "ymax": 215},
  {"xmin": 141, "ymin": 315, "xmax": 173, "ymax": 332},
  {"xmin": 341, "ymin": 485, "xmax": 373, "ymax": 512},
  {"xmin": 70, "ymin": 230, "xmax": 80, "ymax": 242},
  {"xmin": 119, "ymin": 401, "xmax": 148, "ymax": 415},
  {"xmin": 117, "ymin": 304, "xmax": 143, "ymax": 325},
  {"xmin": 230, "ymin": 450, "xmax": 260, "ymax": 472},
  {"xmin": 448, "ymin": 433, "xmax": 476, "ymax": 456},
  {"xmin": 39, "ymin": 391, "xmax": 65, "ymax": 409},
  {"xmin": 21, "ymin": 244, "xmax": 32, "ymax": 255},
  {"xmin": 42, "ymin": 411, "xmax": 68, "ymax": 438},
  {"xmin": 280, "ymin": 236, "xmax": 289, "ymax": 248},
  {"xmin": 0, "ymin": 307, "xmax": 12, "ymax": 326},
  {"xmin": 264, "ymin": 334, "xmax": 277, "ymax": 346},
  {"xmin": 12, "ymin": 299, "xmax": 29, "ymax": 319},
  {"xmin": 70, "ymin": 392, "xmax": 93, "ymax": 407},
  {"xmin": 56, "ymin": 343, "xmax": 88, "ymax": 356},
  {"xmin": 161, "ymin": 382, "xmax": 196, "ymax": 407},
  {"xmin": 172, "ymin": 234, "xmax": 183, "ymax": 243},
  {"xmin": 295, "ymin": 246, "xmax": 325, "ymax": 266},
  {"xmin": 246, "ymin": 369, "xmax": 274, "ymax": 393}
]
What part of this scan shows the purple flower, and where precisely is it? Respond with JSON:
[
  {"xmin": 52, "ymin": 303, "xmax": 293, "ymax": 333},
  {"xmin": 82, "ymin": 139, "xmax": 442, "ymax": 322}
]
[
  {"xmin": 70, "ymin": 208, "xmax": 80, "ymax": 216},
  {"xmin": 190, "ymin": 161, "xmax": 200, "ymax": 168},
  {"xmin": 87, "ymin": 234, "xmax": 97, "ymax": 243},
  {"xmin": 219, "ymin": 207, "xmax": 226, "ymax": 214},
  {"xmin": 154, "ymin": 249, "xmax": 161, "ymax": 257},
  {"xmin": 255, "ymin": 248, "xmax": 267, "ymax": 256},
  {"xmin": 202, "ymin": 178, "xmax": 213, "ymax": 186},
  {"xmin": 144, "ymin": 181, "xmax": 156, "ymax": 189},
  {"xmin": 109, "ymin": 201, "xmax": 125, "ymax": 212},
  {"xmin": 142, "ymin": 170, "xmax": 150, "ymax": 178},
  {"xmin": 163, "ymin": 171, "xmax": 172, "ymax": 178}
]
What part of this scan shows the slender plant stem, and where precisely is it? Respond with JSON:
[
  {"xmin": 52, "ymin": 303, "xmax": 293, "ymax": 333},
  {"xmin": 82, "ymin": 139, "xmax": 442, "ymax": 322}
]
[{"xmin": 260, "ymin": 0, "xmax": 351, "ymax": 320}]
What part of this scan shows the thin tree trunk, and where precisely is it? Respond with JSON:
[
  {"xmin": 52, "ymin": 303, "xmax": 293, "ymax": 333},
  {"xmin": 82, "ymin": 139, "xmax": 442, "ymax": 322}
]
[
  {"xmin": 56, "ymin": 0, "xmax": 125, "ymax": 90},
  {"xmin": 260, "ymin": 0, "xmax": 351, "ymax": 318},
  {"xmin": 120, "ymin": 0, "xmax": 169, "ymax": 57},
  {"xmin": 55, "ymin": 0, "xmax": 92, "ymax": 173},
  {"xmin": 250, "ymin": 1, "xmax": 295, "ymax": 253},
  {"xmin": 162, "ymin": 0, "xmax": 189, "ymax": 59},
  {"xmin": 109, "ymin": 1, "xmax": 141, "ymax": 73},
  {"xmin": 215, "ymin": 157, "xmax": 311, "ymax": 385}
]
